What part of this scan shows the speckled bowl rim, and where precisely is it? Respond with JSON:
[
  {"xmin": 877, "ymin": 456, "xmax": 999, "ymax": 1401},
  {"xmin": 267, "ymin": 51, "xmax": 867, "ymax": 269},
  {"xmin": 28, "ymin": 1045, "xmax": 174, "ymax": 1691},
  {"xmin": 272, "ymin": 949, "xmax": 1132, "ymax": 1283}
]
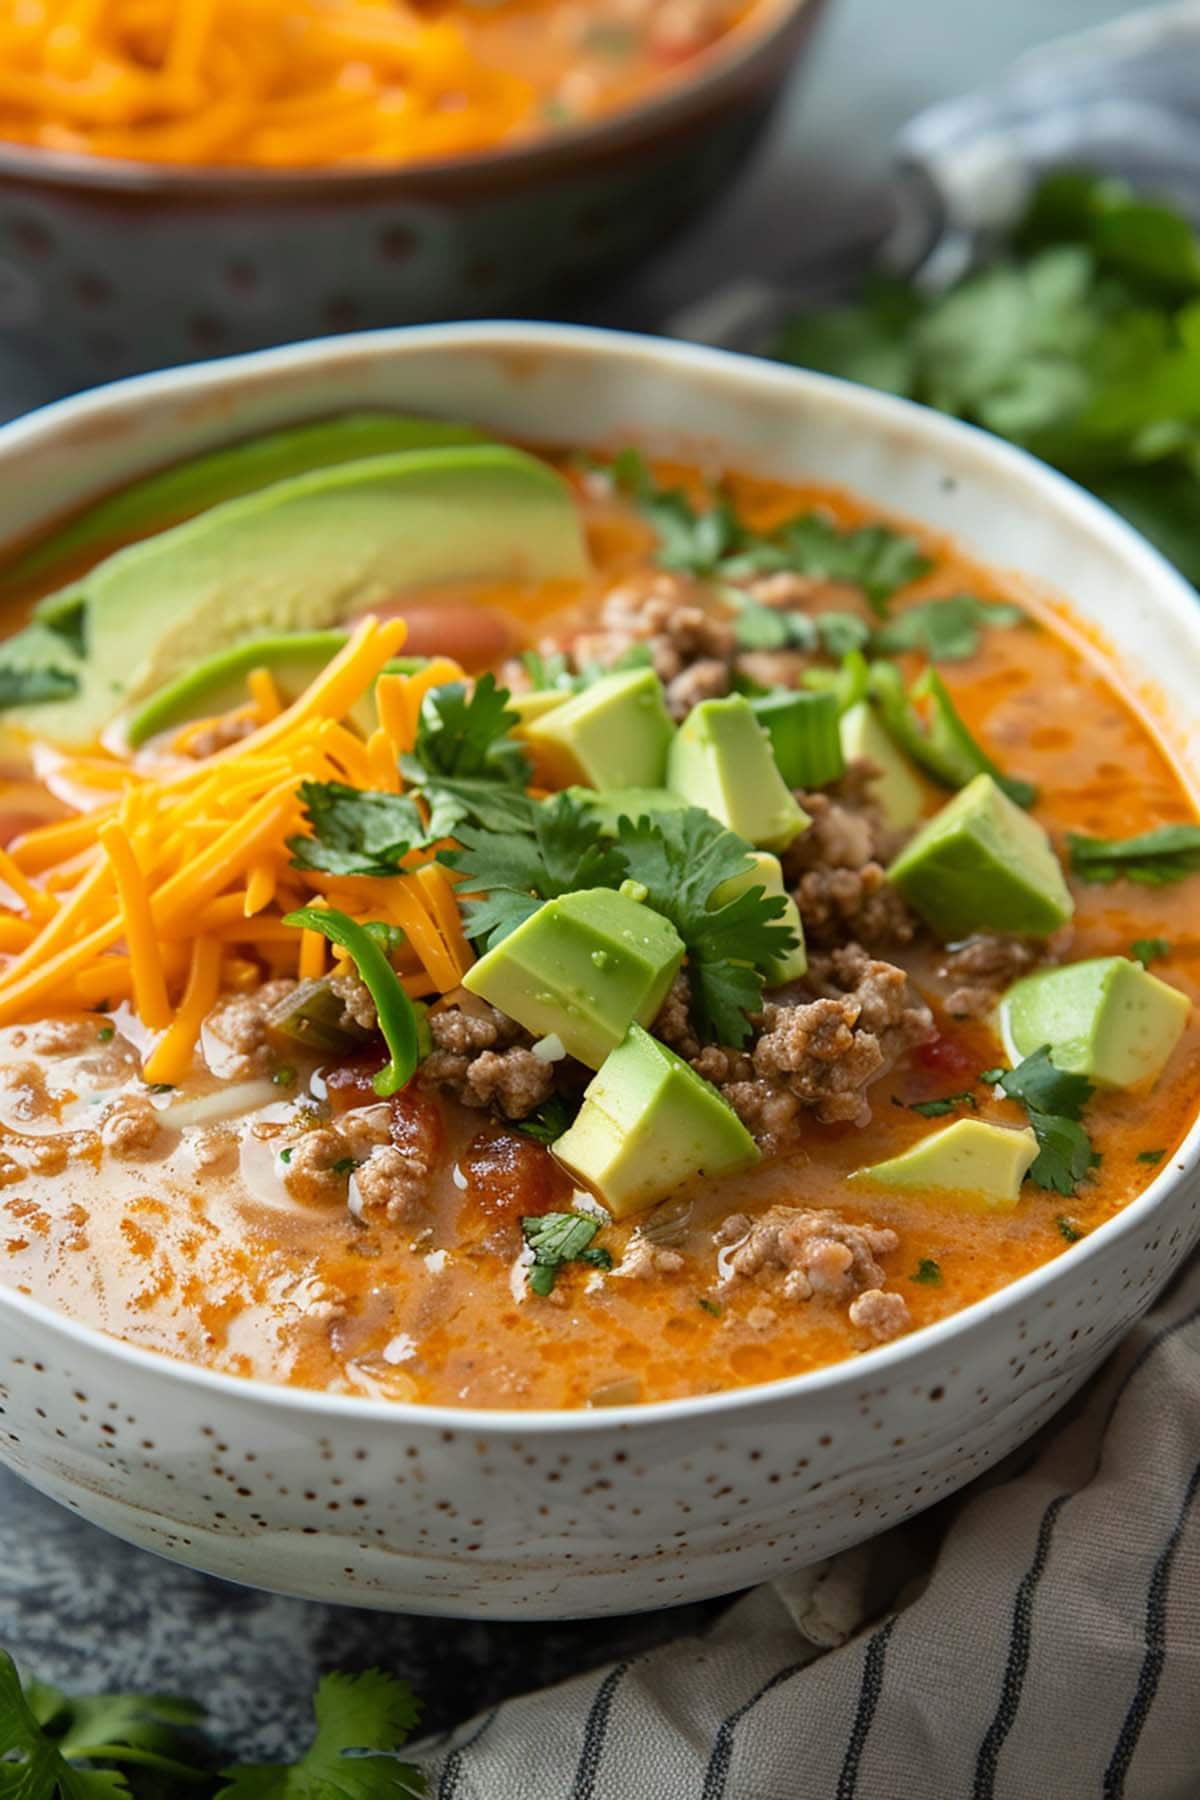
[
  {"xmin": 1, "ymin": 319, "xmax": 1197, "ymax": 1434},
  {"xmin": 0, "ymin": 0, "xmax": 812, "ymax": 196}
]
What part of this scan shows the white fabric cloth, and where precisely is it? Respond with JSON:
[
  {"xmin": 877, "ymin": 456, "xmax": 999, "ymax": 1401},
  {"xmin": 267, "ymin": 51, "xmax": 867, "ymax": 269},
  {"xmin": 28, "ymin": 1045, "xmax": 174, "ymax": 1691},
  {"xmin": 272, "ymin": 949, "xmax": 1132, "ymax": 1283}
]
[{"xmin": 417, "ymin": 1254, "xmax": 1200, "ymax": 1799}]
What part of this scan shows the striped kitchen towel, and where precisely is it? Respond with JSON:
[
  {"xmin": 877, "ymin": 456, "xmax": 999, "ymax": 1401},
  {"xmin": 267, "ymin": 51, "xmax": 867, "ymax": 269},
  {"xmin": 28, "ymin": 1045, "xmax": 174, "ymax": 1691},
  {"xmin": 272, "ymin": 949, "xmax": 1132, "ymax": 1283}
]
[{"xmin": 418, "ymin": 1252, "xmax": 1200, "ymax": 1800}]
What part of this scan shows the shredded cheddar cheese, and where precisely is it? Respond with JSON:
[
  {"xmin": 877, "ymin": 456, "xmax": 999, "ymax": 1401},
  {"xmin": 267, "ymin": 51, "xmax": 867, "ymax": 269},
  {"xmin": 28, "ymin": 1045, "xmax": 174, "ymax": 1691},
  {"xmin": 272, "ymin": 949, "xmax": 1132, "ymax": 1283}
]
[
  {"xmin": 0, "ymin": 614, "xmax": 474, "ymax": 1079},
  {"xmin": 0, "ymin": 0, "xmax": 538, "ymax": 169}
]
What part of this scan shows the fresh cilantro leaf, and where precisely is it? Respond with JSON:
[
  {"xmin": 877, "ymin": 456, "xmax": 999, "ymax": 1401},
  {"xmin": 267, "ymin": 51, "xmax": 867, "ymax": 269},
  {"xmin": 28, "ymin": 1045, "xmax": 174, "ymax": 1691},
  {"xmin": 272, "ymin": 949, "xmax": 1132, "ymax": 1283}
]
[
  {"xmin": 514, "ymin": 1092, "xmax": 580, "ymax": 1145},
  {"xmin": 217, "ymin": 1668, "xmax": 423, "ymax": 1798},
  {"xmin": 1130, "ymin": 936, "xmax": 1171, "ymax": 967},
  {"xmin": 905, "ymin": 1090, "xmax": 978, "ymax": 1118},
  {"xmin": 522, "ymin": 1211, "xmax": 610, "ymax": 1296},
  {"xmin": 444, "ymin": 791, "xmax": 626, "ymax": 947},
  {"xmin": 413, "ymin": 674, "xmax": 527, "ymax": 781},
  {"xmin": 0, "ymin": 664, "xmax": 79, "ymax": 707},
  {"xmin": 724, "ymin": 514, "xmax": 931, "ymax": 615},
  {"xmin": 0, "ymin": 1650, "xmax": 205, "ymax": 1796},
  {"xmin": 986, "ymin": 1046, "xmax": 1098, "ymax": 1195},
  {"xmin": 698, "ymin": 1296, "xmax": 723, "ymax": 1317},
  {"xmin": 732, "ymin": 605, "xmax": 816, "ymax": 653},
  {"xmin": 287, "ymin": 782, "xmax": 424, "ymax": 877},
  {"xmin": 1137, "ymin": 1148, "xmax": 1166, "ymax": 1165},
  {"xmin": 871, "ymin": 595, "xmax": 1026, "ymax": 662},
  {"xmin": 1027, "ymin": 1112, "xmax": 1100, "ymax": 1196},
  {"xmin": 986, "ymin": 1045, "xmax": 1094, "ymax": 1121},
  {"xmin": 1067, "ymin": 824, "xmax": 1200, "ymax": 886},
  {"xmin": 1056, "ymin": 1215, "xmax": 1083, "ymax": 1243},
  {"xmin": 614, "ymin": 808, "xmax": 796, "ymax": 1045},
  {"xmin": 870, "ymin": 661, "xmax": 1038, "ymax": 807},
  {"xmin": 816, "ymin": 612, "xmax": 872, "ymax": 659},
  {"xmin": 609, "ymin": 449, "xmax": 739, "ymax": 574},
  {"xmin": 400, "ymin": 767, "xmax": 537, "ymax": 844},
  {"xmin": 911, "ymin": 1258, "xmax": 943, "ymax": 1285}
]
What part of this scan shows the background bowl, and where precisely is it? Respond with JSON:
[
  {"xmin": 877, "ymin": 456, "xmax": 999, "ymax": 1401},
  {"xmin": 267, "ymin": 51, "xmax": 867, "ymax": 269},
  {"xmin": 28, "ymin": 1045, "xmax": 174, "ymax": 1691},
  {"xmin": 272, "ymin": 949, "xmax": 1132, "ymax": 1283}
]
[
  {"xmin": 0, "ymin": 0, "xmax": 824, "ymax": 389},
  {"xmin": 0, "ymin": 323, "xmax": 1197, "ymax": 1620}
]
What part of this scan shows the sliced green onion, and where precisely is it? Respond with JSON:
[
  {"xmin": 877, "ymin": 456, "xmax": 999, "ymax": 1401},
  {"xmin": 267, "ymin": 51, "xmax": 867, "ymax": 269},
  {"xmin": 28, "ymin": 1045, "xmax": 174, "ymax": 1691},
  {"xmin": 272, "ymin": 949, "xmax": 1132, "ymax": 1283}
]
[
  {"xmin": 802, "ymin": 647, "xmax": 871, "ymax": 715},
  {"xmin": 284, "ymin": 906, "xmax": 423, "ymax": 1096},
  {"xmin": 868, "ymin": 662, "xmax": 1037, "ymax": 808},
  {"xmin": 749, "ymin": 688, "xmax": 845, "ymax": 788}
]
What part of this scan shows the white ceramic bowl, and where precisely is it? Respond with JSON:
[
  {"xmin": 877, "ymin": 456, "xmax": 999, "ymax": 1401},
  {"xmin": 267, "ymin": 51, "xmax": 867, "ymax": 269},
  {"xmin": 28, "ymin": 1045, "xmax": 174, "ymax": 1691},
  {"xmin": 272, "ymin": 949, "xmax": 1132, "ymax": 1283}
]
[{"xmin": 0, "ymin": 325, "xmax": 1197, "ymax": 1620}]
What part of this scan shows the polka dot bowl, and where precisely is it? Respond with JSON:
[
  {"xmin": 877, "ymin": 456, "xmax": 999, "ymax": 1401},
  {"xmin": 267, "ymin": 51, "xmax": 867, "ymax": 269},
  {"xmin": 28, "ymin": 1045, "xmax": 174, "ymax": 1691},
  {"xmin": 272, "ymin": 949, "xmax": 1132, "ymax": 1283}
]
[
  {"xmin": 0, "ymin": 0, "xmax": 825, "ymax": 388},
  {"xmin": 0, "ymin": 323, "xmax": 1197, "ymax": 1618}
]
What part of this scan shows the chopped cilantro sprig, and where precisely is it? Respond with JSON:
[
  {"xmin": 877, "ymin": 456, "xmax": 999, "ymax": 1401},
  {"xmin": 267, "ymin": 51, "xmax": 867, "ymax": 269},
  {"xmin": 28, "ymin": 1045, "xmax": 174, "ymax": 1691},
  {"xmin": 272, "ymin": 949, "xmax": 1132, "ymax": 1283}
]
[
  {"xmin": 522, "ymin": 1211, "xmax": 613, "ymax": 1295},
  {"xmin": 982, "ymin": 1046, "xmax": 1099, "ymax": 1196}
]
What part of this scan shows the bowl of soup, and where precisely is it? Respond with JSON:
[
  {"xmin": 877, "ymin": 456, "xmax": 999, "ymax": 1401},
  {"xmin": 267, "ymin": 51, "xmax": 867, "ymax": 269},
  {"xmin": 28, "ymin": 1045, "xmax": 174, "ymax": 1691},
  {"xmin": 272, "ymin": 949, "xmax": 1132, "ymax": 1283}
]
[
  {"xmin": 0, "ymin": 321, "xmax": 1196, "ymax": 1619},
  {"xmin": 0, "ymin": 0, "xmax": 825, "ymax": 383}
]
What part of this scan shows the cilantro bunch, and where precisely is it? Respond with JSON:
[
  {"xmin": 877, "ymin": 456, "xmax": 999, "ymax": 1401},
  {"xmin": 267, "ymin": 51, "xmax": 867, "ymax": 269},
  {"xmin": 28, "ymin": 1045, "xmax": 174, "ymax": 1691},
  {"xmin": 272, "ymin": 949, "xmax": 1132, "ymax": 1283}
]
[
  {"xmin": 982, "ymin": 1046, "xmax": 1100, "ymax": 1197},
  {"xmin": 0, "ymin": 1651, "xmax": 425, "ymax": 1797},
  {"xmin": 776, "ymin": 171, "xmax": 1200, "ymax": 586}
]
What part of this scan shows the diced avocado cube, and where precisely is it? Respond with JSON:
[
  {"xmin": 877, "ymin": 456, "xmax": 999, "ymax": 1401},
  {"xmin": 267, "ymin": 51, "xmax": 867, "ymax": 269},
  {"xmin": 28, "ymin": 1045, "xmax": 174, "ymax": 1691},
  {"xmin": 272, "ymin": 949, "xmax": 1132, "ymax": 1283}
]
[
  {"xmin": 508, "ymin": 688, "xmax": 571, "ymax": 728},
  {"xmin": 887, "ymin": 773, "xmax": 1073, "ymax": 939},
  {"xmin": 839, "ymin": 700, "xmax": 927, "ymax": 831},
  {"xmin": 522, "ymin": 667, "xmax": 676, "ymax": 790},
  {"xmin": 1001, "ymin": 955, "xmax": 1190, "ymax": 1090},
  {"xmin": 713, "ymin": 850, "xmax": 807, "ymax": 983},
  {"xmin": 851, "ymin": 1118, "xmax": 1039, "ymax": 1212},
  {"xmin": 565, "ymin": 785, "xmax": 689, "ymax": 835},
  {"xmin": 748, "ymin": 689, "xmax": 845, "ymax": 789},
  {"xmin": 461, "ymin": 887, "xmax": 684, "ymax": 1069},
  {"xmin": 667, "ymin": 695, "xmax": 810, "ymax": 851},
  {"xmin": 553, "ymin": 1023, "xmax": 759, "ymax": 1217}
]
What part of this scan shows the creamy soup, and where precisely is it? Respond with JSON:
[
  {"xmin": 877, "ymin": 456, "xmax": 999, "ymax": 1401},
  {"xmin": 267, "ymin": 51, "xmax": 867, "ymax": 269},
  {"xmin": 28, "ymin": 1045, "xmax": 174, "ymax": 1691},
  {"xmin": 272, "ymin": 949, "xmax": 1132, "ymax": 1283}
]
[{"xmin": 0, "ymin": 418, "xmax": 1195, "ymax": 1410}]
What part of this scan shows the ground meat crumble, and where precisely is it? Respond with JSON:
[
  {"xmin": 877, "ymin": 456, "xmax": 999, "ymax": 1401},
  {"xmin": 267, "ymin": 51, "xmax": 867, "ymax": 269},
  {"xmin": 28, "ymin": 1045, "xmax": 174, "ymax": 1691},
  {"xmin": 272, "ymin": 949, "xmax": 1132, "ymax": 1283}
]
[
  {"xmin": 202, "ymin": 978, "xmax": 297, "ymax": 1079},
  {"xmin": 566, "ymin": 570, "xmax": 736, "ymax": 720},
  {"xmin": 654, "ymin": 949, "xmax": 933, "ymax": 1144},
  {"xmin": 937, "ymin": 933, "xmax": 1044, "ymax": 1019},
  {"xmin": 715, "ymin": 1205, "xmax": 909, "ymax": 1343},
  {"xmin": 422, "ymin": 1002, "xmax": 555, "ymax": 1120},
  {"xmin": 782, "ymin": 762, "xmax": 916, "ymax": 953}
]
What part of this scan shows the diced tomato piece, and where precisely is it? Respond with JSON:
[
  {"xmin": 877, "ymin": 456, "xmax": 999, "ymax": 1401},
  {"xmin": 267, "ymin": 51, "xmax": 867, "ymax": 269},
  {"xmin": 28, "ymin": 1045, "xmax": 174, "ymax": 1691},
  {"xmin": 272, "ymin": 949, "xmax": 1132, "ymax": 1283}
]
[
  {"xmin": 912, "ymin": 1030, "xmax": 978, "ymax": 1081},
  {"xmin": 325, "ymin": 1053, "xmax": 387, "ymax": 1112},
  {"xmin": 460, "ymin": 1129, "xmax": 571, "ymax": 1223}
]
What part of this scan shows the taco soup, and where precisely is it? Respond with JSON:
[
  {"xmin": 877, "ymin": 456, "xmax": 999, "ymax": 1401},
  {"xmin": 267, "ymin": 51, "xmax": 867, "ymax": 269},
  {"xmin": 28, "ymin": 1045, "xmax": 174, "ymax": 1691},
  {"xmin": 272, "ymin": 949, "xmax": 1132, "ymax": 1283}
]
[{"xmin": 0, "ymin": 414, "xmax": 1195, "ymax": 1412}]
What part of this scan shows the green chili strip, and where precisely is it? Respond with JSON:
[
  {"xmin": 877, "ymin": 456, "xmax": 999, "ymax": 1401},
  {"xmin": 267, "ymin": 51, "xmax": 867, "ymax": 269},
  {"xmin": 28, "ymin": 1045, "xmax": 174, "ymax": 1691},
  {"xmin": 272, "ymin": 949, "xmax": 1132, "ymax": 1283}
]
[{"xmin": 284, "ymin": 905, "xmax": 422, "ymax": 1096}]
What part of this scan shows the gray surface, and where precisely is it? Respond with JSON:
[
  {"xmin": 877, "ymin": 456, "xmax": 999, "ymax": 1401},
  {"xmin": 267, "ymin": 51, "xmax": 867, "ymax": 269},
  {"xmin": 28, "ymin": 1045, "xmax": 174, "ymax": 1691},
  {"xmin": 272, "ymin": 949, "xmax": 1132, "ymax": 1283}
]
[{"xmin": 0, "ymin": 0, "xmax": 1150, "ymax": 1760}]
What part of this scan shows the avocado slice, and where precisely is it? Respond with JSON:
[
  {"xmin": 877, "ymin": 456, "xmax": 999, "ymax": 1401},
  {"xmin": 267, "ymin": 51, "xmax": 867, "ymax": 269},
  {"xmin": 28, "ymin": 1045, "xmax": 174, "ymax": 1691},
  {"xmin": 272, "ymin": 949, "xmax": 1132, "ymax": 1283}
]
[
  {"xmin": 713, "ymin": 850, "xmax": 807, "ymax": 983},
  {"xmin": 124, "ymin": 632, "xmax": 427, "ymax": 748},
  {"xmin": 553, "ymin": 1023, "xmax": 759, "ymax": 1218},
  {"xmin": 852, "ymin": 1117, "xmax": 1039, "ymax": 1211},
  {"xmin": 16, "ymin": 444, "xmax": 590, "ymax": 747},
  {"xmin": 667, "ymin": 694, "xmax": 810, "ymax": 851},
  {"xmin": 462, "ymin": 887, "xmax": 685, "ymax": 1070},
  {"xmin": 3, "ymin": 412, "xmax": 483, "ymax": 598},
  {"xmin": 748, "ymin": 689, "xmax": 845, "ymax": 789},
  {"xmin": 523, "ymin": 667, "xmax": 676, "ymax": 791},
  {"xmin": 839, "ymin": 700, "xmax": 928, "ymax": 831},
  {"xmin": 887, "ymin": 773, "xmax": 1074, "ymax": 940},
  {"xmin": 1001, "ymin": 956, "xmax": 1190, "ymax": 1090},
  {"xmin": 508, "ymin": 689, "xmax": 572, "ymax": 729}
]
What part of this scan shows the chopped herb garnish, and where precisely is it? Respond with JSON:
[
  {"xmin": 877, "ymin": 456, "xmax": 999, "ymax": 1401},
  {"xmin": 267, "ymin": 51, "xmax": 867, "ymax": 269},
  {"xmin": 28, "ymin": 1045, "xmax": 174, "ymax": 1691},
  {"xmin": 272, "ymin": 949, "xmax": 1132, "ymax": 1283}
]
[
  {"xmin": 413, "ymin": 672, "xmax": 527, "ymax": 780},
  {"xmin": 332, "ymin": 1156, "xmax": 359, "ymax": 1177},
  {"xmin": 871, "ymin": 594, "xmax": 1026, "ymax": 662},
  {"xmin": 147, "ymin": 1082, "xmax": 175, "ymax": 1095},
  {"xmin": 96, "ymin": 1024, "xmax": 115, "ymax": 1042},
  {"xmin": 911, "ymin": 1258, "xmax": 943, "ymax": 1285},
  {"xmin": 1130, "ymin": 936, "xmax": 1171, "ymax": 967},
  {"xmin": 445, "ymin": 791, "xmax": 628, "ymax": 948},
  {"xmin": 522, "ymin": 1211, "xmax": 612, "ymax": 1296},
  {"xmin": 287, "ymin": 780, "xmax": 424, "ymax": 877},
  {"xmin": 1137, "ymin": 1148, "xmax": 1166, "ymax": 1165},
  {"xmin": 284, "ymin": 906, "xmax": 423, "ymax": 1097},
  {"xmin": 515, "ymin": 1092, "xmax": 579, "ymax": 1146},
  {"xmin": 272, "ymin": 1064, "xmax": 296, "ymax": 1087},
  {"xmin": 613, "ymin": 807, "xmax": 796, "ymax": 1045},
  {"xmin": 986, "ymin": 1046, "xmax": 1099, "ymax": 1196},
  {"xmin": 610, "ymin": 448, "xmax": 929, "ymax": 608},
  {"xmin": 521, "ymin": 647, "xmax": 575, "ymax": 691},
  {"xmin": 698, "ymin": 1296, "xmax": 723, "ymax": 1317},
  {"xmin": 1067, "ymin": 824, "xmax": 1200, "ymax": 886},
  {"xmin": 1056, "ymin": 1216, "xmax": 1083, "ymax": 1243},
  {"xmin": 905, "ymin": 1090, "xmax": 978, "ymax": 1118},
  {"xmin": 279, "ymin": 1147, "xmax": 293, "ymax": 1165}
]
